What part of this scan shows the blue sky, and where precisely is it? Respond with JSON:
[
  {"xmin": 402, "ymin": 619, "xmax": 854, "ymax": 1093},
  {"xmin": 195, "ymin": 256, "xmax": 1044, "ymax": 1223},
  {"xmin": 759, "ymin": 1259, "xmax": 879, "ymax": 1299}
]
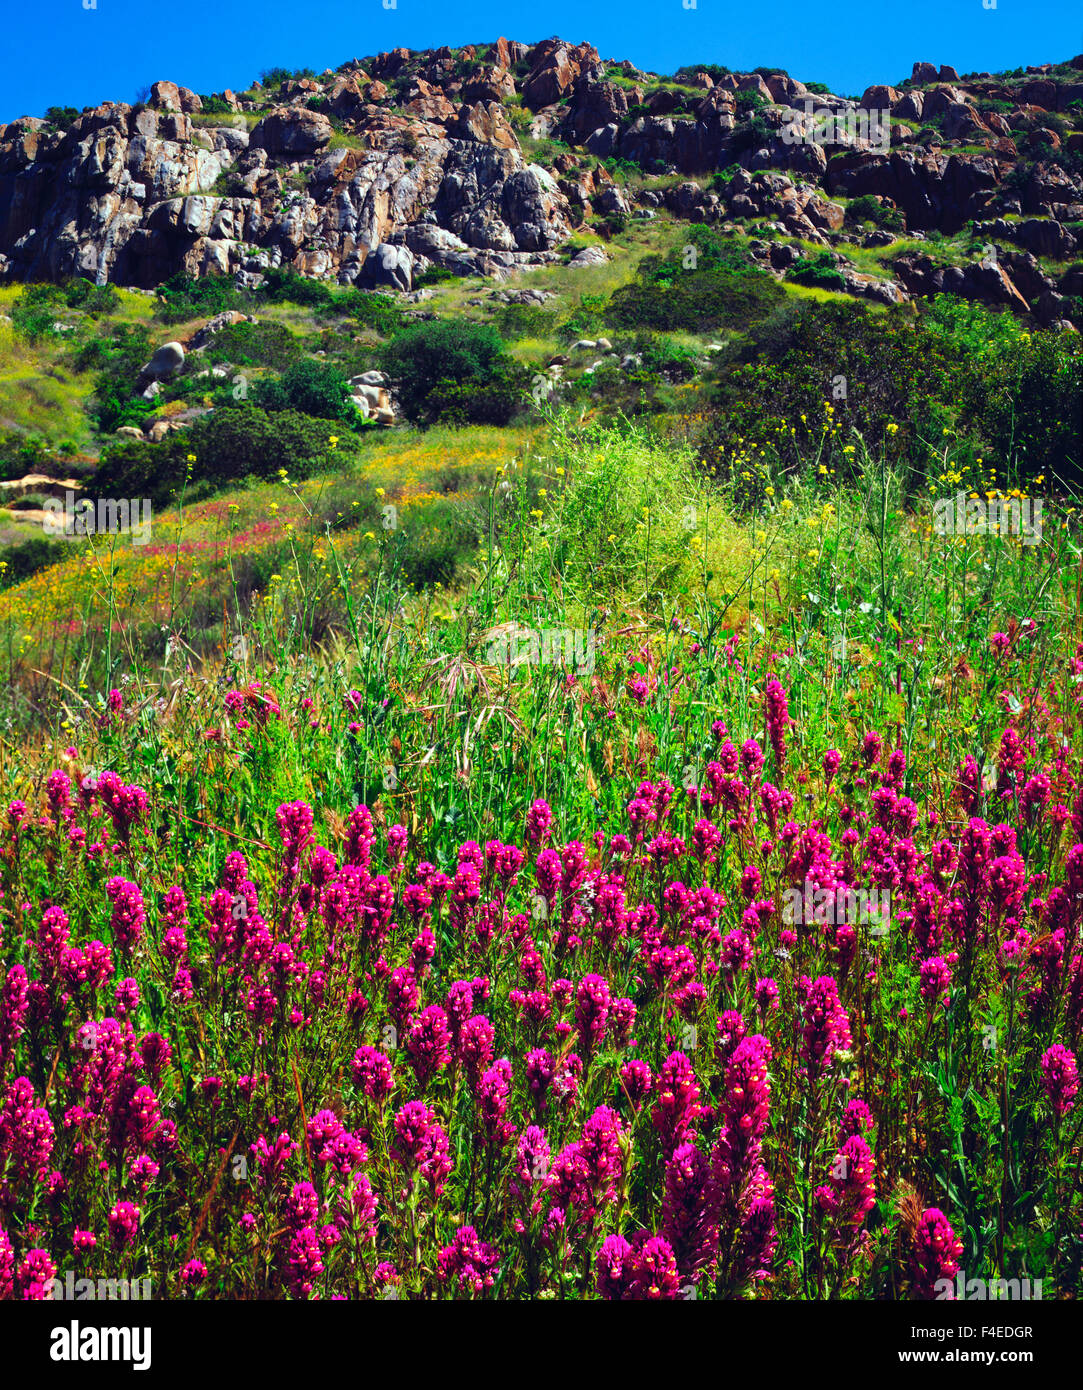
[{"xmin": 3, "ymin": 0, "xmax": 1080, "ymax": 124}]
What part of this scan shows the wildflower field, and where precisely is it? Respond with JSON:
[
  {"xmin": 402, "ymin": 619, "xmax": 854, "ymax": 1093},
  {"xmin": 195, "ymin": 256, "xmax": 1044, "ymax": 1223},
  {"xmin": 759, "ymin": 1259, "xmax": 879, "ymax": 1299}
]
[{"xmin": 0, "ymin": 409, "xmax": 1081, "ymax": 1310}]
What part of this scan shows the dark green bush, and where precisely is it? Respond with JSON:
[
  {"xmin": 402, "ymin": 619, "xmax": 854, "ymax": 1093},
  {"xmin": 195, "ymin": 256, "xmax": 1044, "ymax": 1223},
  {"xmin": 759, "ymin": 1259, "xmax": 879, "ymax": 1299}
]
[
  {"xmin": 671, "ymin": 64, "xmax": 732, "ymax": 84},
  {"xmin": 11, "ymin": 279, "xmax": 121, "ymax": 341},
  {"xmin": 729, "ymin": 112, "xmax": 777, "ymax": 156},
  {"xmin": 709, "ymin": 167, "xmax": 741, "ymax": 192},
  {"xmin": 845, "ymin": 195, "xmax": 905, "ymax": 233},
  {"xmin": 600, "ymin": 156, "xmax": 643, "ymax": 180},
  {"xmin": 492, "ymin": 304, "xmax": 559, "ymax": 341},
  {"xmin": 413, "ymin": 265, "xmax": 461, "ymax": 289},
  {"xmin": 253, "ymin": 358, "xmax": 356, "ymax": 421},
  {"xmin": 557, "ymin": 294, "xmax": 610, "ymax": 343},
  {"xmin": 634, "ymin": 334, "xmax": 699, "ymax": 380},
  {"xmin": 607, "ymin": 226, "xmax": 783, "ymax": 332},
  {"xmin": 197, "ymin": 94, "xmax": 235, "ymax": 115},
  {"xmin": 10, "ymin": 286, "xmax": 61, "ymax": 343},
  {"xmin": 423, "ymin": 364, "xmax": 530, "ymax": 426},
  {"xmin": 955, "ymin": 320, "xmax": 1081, "ymax": 487},
  {"xmin": 95, "ymin": 405, "xmax": 358, "ymax": 507},
  {"xmin": 525, "ymin": 138, "xmax": 570, "ymax": 166},
  {"xmin": 704, "ymin": 298, "xmax": 955, "ymax": 485},
  {"xmin": 702, "ymin": 294, "xmax": 1081, "ymax": 490},
  {"xmin": 257, "ymin": 67, "xmax": 293, "ymax": 90},
  {"xmin": 378, "ymin": 320, "xmax": 523, "ymax": 424},
  {"xmin": 43, "ymin": 106, "xmax": 79, "ymax": 130},
  {"xmin": 341, "ymin": 290, "xmax": 406, "ymax": 335},
  {"xmin": 0, "ymin": 536, "xmax": 68, "ymax": 589},
  {"xmin": 202, "ymin": 321, "xmax": 302, "ymax": 370},
  {"xmin": 735, "ymin": 90, "xmax": 771, "ymax": 112},
  {"xmin": 786, "ymin": 251, "xmax": 848, "ymax": 290},
  {"xmin": 156, "ymin": 273, "xmax": 245, "ymax": 325},
  {"xmin": 260, "ymin": 267, "xmax": 336, "ymax": 311},
  {"xmin": 62, "ymin": 279, "xmax": 121, "ymax": 315},
  {"xmin": 78, "ymin": 323, "xmax": 156, "ymax": 433},
  {"xmin": 0, "ymin": 430, "xmax": 49, "ymax": 483}
]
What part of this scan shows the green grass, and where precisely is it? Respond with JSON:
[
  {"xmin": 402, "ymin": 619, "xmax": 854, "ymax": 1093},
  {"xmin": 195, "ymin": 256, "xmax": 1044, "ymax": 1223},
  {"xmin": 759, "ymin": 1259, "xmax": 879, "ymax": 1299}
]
[{"xmin": 780, "ymin": 280, "xmax": 856, "ymax": 305}]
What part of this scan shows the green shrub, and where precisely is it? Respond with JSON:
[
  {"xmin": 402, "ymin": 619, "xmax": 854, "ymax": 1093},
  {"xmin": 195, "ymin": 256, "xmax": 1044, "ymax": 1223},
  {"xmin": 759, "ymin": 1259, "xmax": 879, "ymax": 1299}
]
[
  {"xmin": 253, "ymin": 358, "xmax": 356, "ymax": 421},
  {"xmin": 0, "ymin": 536, "xmax": 68, "ymax": 589},
  {"xmin": 202, "ymin": 320, "xmax": 302, "ymax": 371},
  {"xmin": 197, "ymin": 319, "xmax": 296, "ymax": 372},
  {"xmin": 423, "ymin": 364, "xmax": 530, "ymax": 426},
  {"xmin": 735, "ymin": 90, "xmax": 771, "ymax": 112},
  {"xmin": 953, "ymin": 316, "xmax": 1081, "ymax": 485},
  {"xmin": 10, "ymin": 287, "xmax": 61, "ymax": 343},
  {"xmin": 701, "ymin": 293, "xmax": 1080, "ymax": 489},
  {"xmin": 43, "ymin": 106, "xmax": 80, "ymax": 130},
  {"xmin": 524, "ymin": 138, "xmax": 570, "ymax": 167},
  {"xmin": 557, "ymin": 294, "xmax": 610, "ymax": 343},
  {"xmin": 10, "ymin": 279, "xmax": 121, "ymax": 342},
  {"xmin": 607, "ymin": 226, "xmax": 783, "ymax": 332},
  {"xmin": 156, "ymin": 273, "xmax": 245, "ymax": 325},
  {"xmin": 378, "ymin": 320, "xmax": 523, "ymax": 425},
  {"xmin": 95, "ymin": 404, "xmax": 357, "ymax": 506},
  {"xmin": 671, "ymin": 64, "xmax": 733, "ymax": 83},
  {"xmin": 257, "ymin": 67, "xmax": 293, "ymax": 90},
  {"xmin": 845, "ymin": 195, "xmax": 904, "ymax": 233},
  {"xmin": 786, "ymin": 251, "xmax": 848, "ymax": 290},
  {"xmin": 341, "ymin": 289, "xmax": 406, "ymax": 335},
  {"xmin": 0, "ymin": 430, "xmax": 49, "ymax": 482},
  {"xmin": 600, "ymin": 156, "xmax": 643, "ymax": 180},
  {"xmin": 77, "ymin": 323, "xmax": 156, "ymax": 433},
  {"xmin": 197, "ymin": 94, "xmax": 235, "ymax": 115},
  {"xmin": 634, "ymin": 334, "xmax": 699, "ymax": 380},
  {"xmin": 62, "ymin": 279, "xmax": 121, "ymax": 315},
  {"xmin": 413, "ymin": 265, "xmax": 461, "ymax": 289},
  {"xmin": 259, "ymin": 267, "xmax": 336, "ymax": 311},
  {"xmin": 709, "ymin": 166, "xmax": 741, "ymax": 191},
  {"xmin": 729, "ymin": 113, "xmax": 777, "ymax": 155},
  {"xmin": 492, "ymin": 304, "xmax": 559, "ymax": 341}
]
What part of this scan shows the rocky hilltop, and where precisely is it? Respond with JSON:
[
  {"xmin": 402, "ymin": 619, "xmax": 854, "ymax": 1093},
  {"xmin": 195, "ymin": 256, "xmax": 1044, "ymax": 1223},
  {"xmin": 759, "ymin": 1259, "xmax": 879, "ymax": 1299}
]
[{"xmin": 1, "ymin": 38, "xmax": 1081, "ymax": 321}]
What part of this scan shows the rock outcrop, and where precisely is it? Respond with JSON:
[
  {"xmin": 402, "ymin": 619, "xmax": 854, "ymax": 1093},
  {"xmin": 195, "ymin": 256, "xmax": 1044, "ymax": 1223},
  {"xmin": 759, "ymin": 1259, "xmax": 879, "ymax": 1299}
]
[
  {"xmin": 0, "ymin": 55, "xmax": 575, "ymax": 289},
  {"xmin": 0, "ymin": 37, "xmax": 1080, "ymax": 325}
]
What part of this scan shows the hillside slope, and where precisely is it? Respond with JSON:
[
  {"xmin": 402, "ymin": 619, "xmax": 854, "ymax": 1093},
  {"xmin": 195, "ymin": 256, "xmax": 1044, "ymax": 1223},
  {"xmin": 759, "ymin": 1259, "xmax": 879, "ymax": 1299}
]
[{"xmin": 1, "ymin": 40, "xmax": 1081, "ymax": 326}]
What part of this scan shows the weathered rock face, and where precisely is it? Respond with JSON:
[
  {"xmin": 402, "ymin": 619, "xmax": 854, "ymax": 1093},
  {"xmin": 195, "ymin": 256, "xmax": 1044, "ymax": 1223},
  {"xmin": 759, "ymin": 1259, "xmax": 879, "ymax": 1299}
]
[
  {"xmin": 893, "ymin": 251, "xmax": 1032, "ymax": 313},
  {"xmin": 150, "ymin": 81, "xmax": 203, "ymax": 114},
  {"xmin": 0, "ymin": 87, "xmax": 574, "ymax": 288},
  {"xmin": 825, "ymin": 148, "xmax": 1005, "ymax": 232},
  {"xmin": 251, "ymin": 107, "xmax": 334, "ymax": 157},
  {"xmin": 562, "ymin": 79, "xmax": 630, "ymax": 144},
  {"xmin": 0, "ymin": 36, "xmax": 1080, "ymax": 315},
  {"xmin": 521, "ymin": 40, "xmax": 602, "ymax": 109}
]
